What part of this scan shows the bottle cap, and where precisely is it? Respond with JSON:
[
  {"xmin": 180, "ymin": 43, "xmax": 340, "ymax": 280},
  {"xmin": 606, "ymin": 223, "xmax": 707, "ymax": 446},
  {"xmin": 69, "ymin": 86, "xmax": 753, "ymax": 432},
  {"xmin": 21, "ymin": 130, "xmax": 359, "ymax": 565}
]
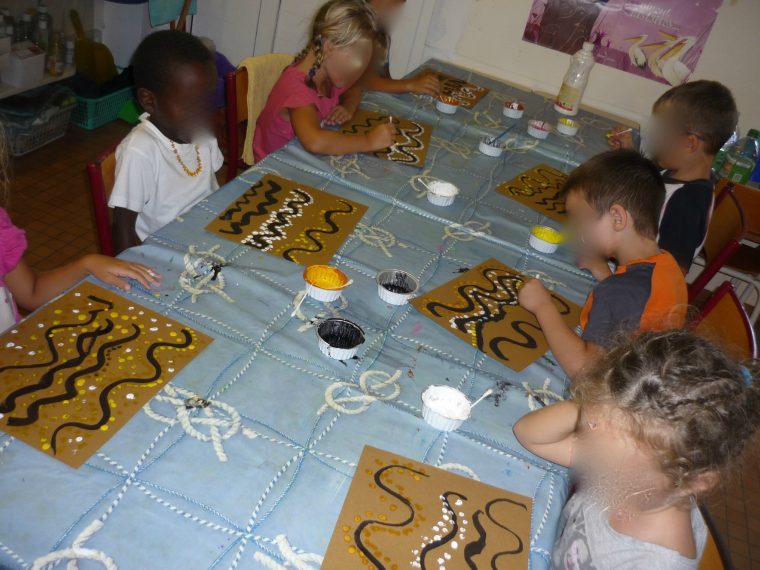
[
  {"xmin": 582, "ymin": 41, "xmax": 594, "ymax": 51},
  {"xmin": 748, "ymin": 129, "xmax": 760, "ymax": 140}
]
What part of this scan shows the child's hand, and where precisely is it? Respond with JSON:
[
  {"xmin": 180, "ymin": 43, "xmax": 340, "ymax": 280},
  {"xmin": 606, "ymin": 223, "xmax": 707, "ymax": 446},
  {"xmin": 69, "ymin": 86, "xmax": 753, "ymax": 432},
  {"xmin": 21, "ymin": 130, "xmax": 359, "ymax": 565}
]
[
  {"xmin": 83, "ymin": 254, "xmax": 161, "ymax": 291},
  {"xmin": 367, "ymin": 123, "xmax": 397, "ymax": 150},
  {"xmin": 518, "ymin": 278, "xmax": 553, "ymax": 314},
  {"xmin": 408, "ymin": 72, "xmax": 441, "ymax": 97},
  {"xmin": 323, "ymin": 104, "xmax": 356, "ymax": 126},
  {"xmin": 607, "ymin": 125, "xmax": 634, "ymax": 150}
]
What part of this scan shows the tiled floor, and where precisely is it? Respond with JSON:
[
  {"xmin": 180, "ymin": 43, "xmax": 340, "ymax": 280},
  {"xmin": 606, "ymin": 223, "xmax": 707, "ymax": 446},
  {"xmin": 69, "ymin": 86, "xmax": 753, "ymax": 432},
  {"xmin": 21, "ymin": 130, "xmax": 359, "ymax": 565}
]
[{"xmin": 5, "ymin": 120, "xmax": 760, "ymax": 569}]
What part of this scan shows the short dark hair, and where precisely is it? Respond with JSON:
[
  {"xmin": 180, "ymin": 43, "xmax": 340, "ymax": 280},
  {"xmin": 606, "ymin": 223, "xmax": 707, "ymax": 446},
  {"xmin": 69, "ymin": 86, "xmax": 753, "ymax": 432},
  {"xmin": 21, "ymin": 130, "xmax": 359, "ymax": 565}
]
[
  {"xmin": 654, "ymin": 80, "xmax": 738, "ymax": 155},
  {"xmin": 132, "ymin": 30, "xmax": 214, "ymax": 94},
  {"xmin": 561, "ymin": 149, "xmax": 665, "ymax": 239}
]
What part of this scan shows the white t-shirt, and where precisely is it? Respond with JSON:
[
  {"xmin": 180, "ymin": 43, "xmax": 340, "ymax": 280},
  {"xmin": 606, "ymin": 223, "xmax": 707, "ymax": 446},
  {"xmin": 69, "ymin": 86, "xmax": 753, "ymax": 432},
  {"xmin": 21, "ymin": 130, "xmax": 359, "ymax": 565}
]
[{"xmin": 108, "ymin": 113, "xmax": 224, "ymax": 240}]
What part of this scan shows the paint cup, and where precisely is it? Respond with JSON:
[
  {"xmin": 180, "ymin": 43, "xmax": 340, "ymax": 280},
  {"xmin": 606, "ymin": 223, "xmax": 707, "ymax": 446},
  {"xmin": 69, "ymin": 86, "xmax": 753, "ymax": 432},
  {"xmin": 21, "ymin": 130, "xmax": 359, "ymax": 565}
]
[
  {"xmin": 556, "ymin": 117, "xmax": 580, "ymax": 136},
  {"xmin": 376, "ymin": 269, "xmax": 419, "ymax": 305},
  {"xmin": 529, "ymin": 225, "xmax": 563, "ymax": 254},
  {"xmin": 426, "ymin": 180, "xmax": 460, "ymax": 207},
  {"xmin": 479, "ymin": 135, "xmax": 506, "ymax": 157},
  {"xmin": 503, "ymin": 100, "xmax": 525, "ymax": 119},
  {"xmin": 436, "ymin": 95, "xmax": 460, "ymax": 115},
  {"xmin": 527, "ymin": 120, "xmax": 551, "ymax": 139},
  {"xmin": 303, "ymin": 265, "xmax": 349, "ymax": 302},
  {"xmin": 421, "ymin": 385, "xmax": 471, "ymax": 431},
  {"xmin": 316, "ymin": 318, "xmax": 365, "ymax": 360}
]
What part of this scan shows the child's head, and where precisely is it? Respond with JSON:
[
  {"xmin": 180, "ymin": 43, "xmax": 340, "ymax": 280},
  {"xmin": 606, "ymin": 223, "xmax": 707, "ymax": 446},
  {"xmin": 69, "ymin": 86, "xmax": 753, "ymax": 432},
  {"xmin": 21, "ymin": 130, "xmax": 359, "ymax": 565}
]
[
  {"xmin": 368, "ymin": 0, "xmax": 406, "ymax": 28},
  {"xmin": 297, "ymin": 0, "xmax": 377, "ymax": 89},
  {"xmin": 132, "ymin": 30, "xmax": 216, "ymax": 144},
  {"xmin": 572, "ymin": 329, "xmax": 759, "ymax": 507},
  {"xmin": 561, "ymin": 150, "xmax": 665, "ymax": 259},
  {"xmin": 648, "ymin": 80, "xmax": 738, "ymax": 168}
]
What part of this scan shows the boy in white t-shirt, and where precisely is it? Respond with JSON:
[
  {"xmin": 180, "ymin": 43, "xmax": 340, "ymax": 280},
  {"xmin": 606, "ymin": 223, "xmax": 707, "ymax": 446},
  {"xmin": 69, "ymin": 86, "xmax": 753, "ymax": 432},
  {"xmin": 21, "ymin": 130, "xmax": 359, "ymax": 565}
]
[{"xmin": 109, "ymin": 30, "xmax": 223, "ymax": 253}]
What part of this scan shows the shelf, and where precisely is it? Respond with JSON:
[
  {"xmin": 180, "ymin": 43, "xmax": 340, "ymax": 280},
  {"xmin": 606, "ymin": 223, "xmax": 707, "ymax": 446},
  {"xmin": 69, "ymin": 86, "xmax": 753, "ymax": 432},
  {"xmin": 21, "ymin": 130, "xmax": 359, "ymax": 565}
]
[{"xmin": 0, "ymin": 67, "xmax": 75, "ymax": 100}]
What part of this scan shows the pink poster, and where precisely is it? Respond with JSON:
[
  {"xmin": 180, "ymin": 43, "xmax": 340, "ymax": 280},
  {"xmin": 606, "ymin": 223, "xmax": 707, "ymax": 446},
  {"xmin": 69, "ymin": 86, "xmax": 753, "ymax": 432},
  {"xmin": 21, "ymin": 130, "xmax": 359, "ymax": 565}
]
[{"xmin": 523, "ymin": 0, "xmax": 724, "ymax": 85}]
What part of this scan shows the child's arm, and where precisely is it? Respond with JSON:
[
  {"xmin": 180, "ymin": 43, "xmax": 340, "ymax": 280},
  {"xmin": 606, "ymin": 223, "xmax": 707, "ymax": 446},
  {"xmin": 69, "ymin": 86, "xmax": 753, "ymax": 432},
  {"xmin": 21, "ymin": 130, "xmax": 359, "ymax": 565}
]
[
  {"xmin": 513, "ymin": 400, "xmax": 579, "ymax": 467},
  {"xmin": 519, "ymin": 279, "xmax": 601, "ymax": 378},
  {"xmin": 323, "ymin": 84, "xmax": 364, "ymax": 126},
  {"xmin": 5, "ymin": 255, "xmax": 160, "ymax": 311},
  {"xmin": 363, "ymin": 68, "xmax": 441, "ymax": 96},
  {"xmin": 290, "ymin": 105, "xmax": 396, "ymax": 156},
  {"xmin": 112, "ymin": 207, "xmax": 141, "ymax": 255}
]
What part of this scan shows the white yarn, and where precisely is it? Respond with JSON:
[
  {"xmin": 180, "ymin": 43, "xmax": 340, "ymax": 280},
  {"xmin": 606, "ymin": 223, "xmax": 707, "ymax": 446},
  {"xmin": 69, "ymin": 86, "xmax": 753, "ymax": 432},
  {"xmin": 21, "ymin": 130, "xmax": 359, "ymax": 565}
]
[
  {"xmin": 252, "ymin": 535, "xmax": 323, "ymax": 570},
  {"xmin": 443, "ymin": 221, "xmax": 492, "ymax": 242},
  {"xmin": 178, "ymin": 245, "xmax": 235, "ymax": 304},
  {"xmin": 523, "ymin": 378, "xmax": 565, "ymax": 411},
  {"xmin": 143, "ymin": 385, "xmax": 258, "ymax": 462},
  {"xmin": 318, "ymin": 369, "xmax": 402, "ymax": 415},
  {"xmin": 437, "ymin": 463, "xmax": 480, "ymax": 481},
  {"xmin": 31, "ymin": 520, "xmax": 116, "ymax": 570},
  {"xmin": 353, "ymin": 223, "xmax": 407, "ymax": 258}
]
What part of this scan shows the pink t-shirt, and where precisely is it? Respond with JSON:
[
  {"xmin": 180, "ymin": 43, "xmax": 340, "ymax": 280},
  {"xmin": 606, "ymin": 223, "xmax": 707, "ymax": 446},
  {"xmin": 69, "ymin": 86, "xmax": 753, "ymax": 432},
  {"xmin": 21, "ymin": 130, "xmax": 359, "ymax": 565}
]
[
  {"xmin": 0, "ymin": 207, "xmax": 27, "ymax": 330},
  {"xmin": 253, "ymin": 66, "xmax": 347, "ymax": 162}
]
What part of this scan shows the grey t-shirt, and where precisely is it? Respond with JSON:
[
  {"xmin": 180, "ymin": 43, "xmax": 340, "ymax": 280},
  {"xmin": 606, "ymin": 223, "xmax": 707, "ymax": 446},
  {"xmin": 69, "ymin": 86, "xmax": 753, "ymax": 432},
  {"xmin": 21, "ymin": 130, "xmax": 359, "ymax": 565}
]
[{"xmin": 551, "ymin": 491, "xmax": 707, "ymax": 569}]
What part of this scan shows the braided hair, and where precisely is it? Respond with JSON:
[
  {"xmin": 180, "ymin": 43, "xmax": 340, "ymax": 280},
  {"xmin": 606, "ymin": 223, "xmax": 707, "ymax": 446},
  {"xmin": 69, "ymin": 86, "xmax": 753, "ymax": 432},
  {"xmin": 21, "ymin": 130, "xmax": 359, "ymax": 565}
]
[
  {"xmin": 294, "ymin": 0, "xmax": 377, "ymax": 88},
  {"xmin": 572, "ymin": 329, "xmax": 760, "ymax": 495}
]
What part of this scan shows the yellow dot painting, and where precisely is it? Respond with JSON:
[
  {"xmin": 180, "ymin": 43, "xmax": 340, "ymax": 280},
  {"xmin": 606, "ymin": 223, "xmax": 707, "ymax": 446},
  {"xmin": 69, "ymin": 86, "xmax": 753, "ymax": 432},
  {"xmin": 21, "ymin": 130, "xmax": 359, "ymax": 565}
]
[{"xmin": 0, "ymin": 282, "xmax": 213, "ymax": 469}]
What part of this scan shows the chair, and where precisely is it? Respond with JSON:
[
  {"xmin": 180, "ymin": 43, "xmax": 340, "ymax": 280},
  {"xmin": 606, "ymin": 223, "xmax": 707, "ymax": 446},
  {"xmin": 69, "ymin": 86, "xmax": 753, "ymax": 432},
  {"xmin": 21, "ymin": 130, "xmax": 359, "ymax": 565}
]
[
  {"xmin": 224, "ymin": 53, "xmax": 293, "ymax": 182},
  {"xmin": 697, "ymin": 505, "xmax": 734, "ymax": 570},
  {"xmin": 688, "ymin": 183, "xmax": 746, "ymax": 303},
  {"xmin": 691, "ymin": 280, "xmax": 757, "ymax": 360},
  {"xmin": 86, "ymin": 145, "xmax": 118, "ymax": 257}
]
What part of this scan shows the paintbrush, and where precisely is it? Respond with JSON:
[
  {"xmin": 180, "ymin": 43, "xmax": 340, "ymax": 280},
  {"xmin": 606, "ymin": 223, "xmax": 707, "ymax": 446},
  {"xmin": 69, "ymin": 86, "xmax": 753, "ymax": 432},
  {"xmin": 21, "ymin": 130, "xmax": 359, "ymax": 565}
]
[
  {"xmin": 485, "ymin": 124, "xmax": 517, "ymax": 145},
  {"xmin": 606, "ymin": 127, "xmax": 633, "ymax": 139},
  {"xmin": 291, "ymin": 286, "xmax": 311, "ymax": 317}
]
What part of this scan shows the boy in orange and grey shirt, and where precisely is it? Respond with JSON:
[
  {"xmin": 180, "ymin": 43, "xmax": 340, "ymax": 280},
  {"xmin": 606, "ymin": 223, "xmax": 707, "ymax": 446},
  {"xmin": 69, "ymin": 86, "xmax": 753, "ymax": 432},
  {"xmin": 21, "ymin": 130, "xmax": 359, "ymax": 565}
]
[{"xmin": 519, "ymin": 150, "xmax": 687, "ymax": 379}]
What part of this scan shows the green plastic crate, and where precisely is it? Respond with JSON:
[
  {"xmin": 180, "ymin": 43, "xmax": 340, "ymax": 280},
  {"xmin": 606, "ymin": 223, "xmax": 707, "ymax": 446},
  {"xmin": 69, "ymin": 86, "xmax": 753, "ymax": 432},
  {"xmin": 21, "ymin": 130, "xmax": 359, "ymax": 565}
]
[{"xmin": 70, "ymin": 86, "xmax": 135, "ymax": 130}]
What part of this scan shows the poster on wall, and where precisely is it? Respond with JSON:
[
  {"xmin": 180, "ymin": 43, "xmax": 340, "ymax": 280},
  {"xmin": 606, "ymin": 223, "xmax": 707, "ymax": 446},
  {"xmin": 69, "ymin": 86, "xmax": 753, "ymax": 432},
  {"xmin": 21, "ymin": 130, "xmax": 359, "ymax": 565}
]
[{"xmin": 522, "ymin": 0, "xmax": 724, "ymax": 86}]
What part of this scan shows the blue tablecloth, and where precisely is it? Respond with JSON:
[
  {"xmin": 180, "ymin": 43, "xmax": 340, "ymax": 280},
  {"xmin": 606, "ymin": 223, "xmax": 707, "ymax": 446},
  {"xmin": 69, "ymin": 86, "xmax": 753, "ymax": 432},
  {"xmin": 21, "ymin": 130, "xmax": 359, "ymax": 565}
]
[{"xmin": 0, "ymin": 60, "xmax": 619, "ymax": 569}]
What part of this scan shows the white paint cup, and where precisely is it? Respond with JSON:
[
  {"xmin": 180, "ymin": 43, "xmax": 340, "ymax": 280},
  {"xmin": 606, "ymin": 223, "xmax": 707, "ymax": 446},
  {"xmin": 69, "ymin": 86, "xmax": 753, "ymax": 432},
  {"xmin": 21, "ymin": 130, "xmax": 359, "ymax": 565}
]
[
  {"xmin": 556, "ymin": 117, "xmax": 580, "ymax": 136},
  {"xmin": 436, "ymin": 97, "xmax": 460, "ymax": 115},
  {"xmin": 527, "ymin": 120, "xmax": 551, "ymax": 139},
  {"xmin": 479, "ymin": 136, "xmax": 506, "ymax": 157},
  {"xmin": 426, "ymin": 180, "xmax": 460, "ymax": 207},
  {"xmin": 503, "ymin": 100, "xmax": 525, "ymax": 119},
  {"xmin": 376, "ymin": 269, "xmax": 419, "ymax": 305},
  {"xmin": 316, "ymin": 318, "xmax": 365, "ymax": 360},
  {"xmin": 421, "ymin": 385, "xmax": 471, "ymax": 431}
]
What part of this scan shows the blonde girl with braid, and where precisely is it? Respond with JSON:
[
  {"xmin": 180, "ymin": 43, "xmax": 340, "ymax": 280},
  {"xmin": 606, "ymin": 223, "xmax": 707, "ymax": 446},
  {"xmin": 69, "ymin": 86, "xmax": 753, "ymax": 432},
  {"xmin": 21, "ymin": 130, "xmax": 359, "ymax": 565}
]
[
  {"xmin": 515, "ymin": 329, "xmax": 760, "ymax": 569},
  {"xmin": 253, "ymin": 0, "xmax": 395, "ymax": 161}
]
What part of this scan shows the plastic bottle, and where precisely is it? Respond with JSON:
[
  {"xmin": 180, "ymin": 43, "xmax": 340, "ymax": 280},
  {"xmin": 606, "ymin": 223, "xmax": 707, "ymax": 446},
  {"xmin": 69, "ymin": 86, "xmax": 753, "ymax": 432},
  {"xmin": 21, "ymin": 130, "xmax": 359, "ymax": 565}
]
[
  {"xmin": 35, "ymin": 19, "xmax": 47, "ymax": 52},
  {"xmin": 46, "ymin": 30, "xmax": 63, "ymax": 76},
  {"xmin": 16, "ymin": 12, "xmax": 31, "ymax": 42},
  {"xmin": 64, "ymin": 37, "xmax": 75, "ymax": 70},
  {"xmin": 719, "ymin": 129, "xmax": 760, "ymax": 183},
  {"xmin": 712, "ymin": 129, "xmax": 739, "ymax": 175},
  {"xmin": 554, "ymin": 41, "xmax": 596, "ymax": 116},
  {"xmin": 34, "ymin": 5, "xmax": 52, "ymax": 47},
  {"xmin": 748, "ymin": 159, "xmax": 760, "ymax": 189}
]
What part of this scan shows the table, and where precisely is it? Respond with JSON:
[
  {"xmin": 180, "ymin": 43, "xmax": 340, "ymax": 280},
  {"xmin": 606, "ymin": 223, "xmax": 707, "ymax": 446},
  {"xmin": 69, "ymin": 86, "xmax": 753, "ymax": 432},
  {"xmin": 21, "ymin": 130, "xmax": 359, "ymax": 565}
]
[{"xmin": 0, "ymin": 60, "xmax": 618, "ymax": 570}]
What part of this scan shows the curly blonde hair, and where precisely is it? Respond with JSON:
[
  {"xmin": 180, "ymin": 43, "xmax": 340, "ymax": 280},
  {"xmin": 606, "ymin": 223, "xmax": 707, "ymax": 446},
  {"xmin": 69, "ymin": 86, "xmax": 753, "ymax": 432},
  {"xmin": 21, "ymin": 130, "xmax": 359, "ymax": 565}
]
[
  {"xmin": 294, "ymin": 0, "xmax": 377, "ymax": 88},
  {"xmin": 572, "ymin": 329, "xmax": 760, "ymax": 494}
]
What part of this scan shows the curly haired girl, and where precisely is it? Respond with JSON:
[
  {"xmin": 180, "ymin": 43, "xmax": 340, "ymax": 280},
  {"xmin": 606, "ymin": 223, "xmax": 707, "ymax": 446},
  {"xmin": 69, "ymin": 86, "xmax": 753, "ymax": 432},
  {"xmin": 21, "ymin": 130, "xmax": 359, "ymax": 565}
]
[
  {"xmin": 514, "ymin": 329, "xmax": 759, "ymax": 569},
  {"xmin": 253, "ymin": 0, "xmax": 395, "ymax": 161}
]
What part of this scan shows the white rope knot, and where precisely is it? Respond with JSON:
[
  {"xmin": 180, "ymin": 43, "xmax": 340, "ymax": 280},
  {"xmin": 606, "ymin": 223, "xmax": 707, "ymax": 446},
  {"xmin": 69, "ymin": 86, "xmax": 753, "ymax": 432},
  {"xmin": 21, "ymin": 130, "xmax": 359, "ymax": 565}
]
[
  {"xmin": 253, "ymin": 535, "xmax": 323, "ymax": 570},
  {"xmin": 438, "ymin": 463, "xmax": 480, "ymax": 481},
  {"xmin": 318, "ymin": 369, "xmax": 402, "ymax": 416},
  {"xmin": 143, "ymin": 385, "xmax": 258, "ymax": 462},
  {"xmin": 443, "ymin": 221, "xmax": 492, "ymax": 242},
  {"xmin": 178, "ymin": 244, "xmax": 235, "ymax": 304},
  {"xmin": 330, "ymin": 154, "xmax": 370, "ymax": 179},
  {"xmin": 31, "ymin": 519, "xmax": 116, "ymax": 570},
  {"xmin": 523, "ymin": 378, "xmax": 565, "ymax": 411},
  {"xmin": 353, "ymin": 223, "xmax": 406, "ymax": 258},
  {"xmin": 431, "ymin": 136, "xmax": 472, "ymax": 159}
]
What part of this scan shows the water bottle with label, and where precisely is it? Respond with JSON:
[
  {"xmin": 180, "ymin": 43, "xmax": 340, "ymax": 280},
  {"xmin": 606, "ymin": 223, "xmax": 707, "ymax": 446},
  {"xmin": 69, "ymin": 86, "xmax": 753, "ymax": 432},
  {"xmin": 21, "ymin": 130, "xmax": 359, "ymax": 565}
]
[
  {"xmin": 719, "ymin": 129, "xmax": 760, "ymax": 183},
  {"xmin": 554, "ymin": 41, "xmax": 596, "ymax": 116}
]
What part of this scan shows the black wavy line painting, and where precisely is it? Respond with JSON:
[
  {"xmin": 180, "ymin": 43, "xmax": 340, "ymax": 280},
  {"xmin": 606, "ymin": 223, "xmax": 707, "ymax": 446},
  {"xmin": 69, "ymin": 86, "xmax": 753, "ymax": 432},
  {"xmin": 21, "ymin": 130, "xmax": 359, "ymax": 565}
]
[
  {"xmin": 0, "ymin": 282, "xmax": 212, "ymax": 468},
  {"xmin": 411, "ymin": 258, "xmax": 580, "ymax": 372},
  {"xmin": 496, "ymin": 164, "xmax": 568, "ymax": 222},
  {"xmin": 206, "ymin": 174, "xmax": 367, "ymax": 266},
  {"xmin": 435, "ymin": 72, "xmax": 490, "ymax": 109},
  {"xmin": 323, "ymin": 446, "xmax": 532, "ymax": 569},
  {"xmin": 340, "ymin": 110, "xmax": 432, "ymax": 168}
]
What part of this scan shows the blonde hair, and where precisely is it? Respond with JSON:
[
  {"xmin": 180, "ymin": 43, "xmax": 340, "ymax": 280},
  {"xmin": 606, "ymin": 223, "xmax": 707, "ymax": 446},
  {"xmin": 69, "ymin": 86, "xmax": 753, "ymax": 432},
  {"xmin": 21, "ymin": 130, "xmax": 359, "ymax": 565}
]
[{"xmin": 294, "ymin": 0, "xmax": 377, "ymax": 87}]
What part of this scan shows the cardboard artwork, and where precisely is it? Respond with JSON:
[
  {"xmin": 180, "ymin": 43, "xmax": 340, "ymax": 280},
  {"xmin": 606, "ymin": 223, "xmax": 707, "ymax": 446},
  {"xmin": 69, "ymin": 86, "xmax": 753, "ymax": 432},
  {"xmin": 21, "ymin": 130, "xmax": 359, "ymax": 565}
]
[
  {"xmin": 340, "ymin": 109, "xmax": 433, "ymax": 168},
  {"xmin": 0, "ymin": 282, "xmax": 212, "ymax": 468},
  {"xmin": 411, "ymin": 259, "xmax": 580, "ymax": 372},
  {"xmin": 435, "ymin": 71, "xmax": 490, "ymax": 109},
  {"xmin": 323, "ymin": 445, "xmax": 532, "ymax": 569},
  {"xmin": 206, "ymin": 174, "xmax": 368, "ymax": 266},
  {"xmin": 496, "ymin": 164, "xmax": 568, "ymax": 222}
]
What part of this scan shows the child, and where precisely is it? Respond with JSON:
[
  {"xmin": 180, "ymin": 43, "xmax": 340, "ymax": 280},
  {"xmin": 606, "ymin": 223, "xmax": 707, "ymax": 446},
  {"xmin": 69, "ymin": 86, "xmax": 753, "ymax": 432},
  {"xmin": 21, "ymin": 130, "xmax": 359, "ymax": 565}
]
[
  {"xmin": 0, "ymin": 140, "xmax": 159, "ymax": 333},
  {"xmin": 608, "ymin": 81, "xmax": 738, "ymax": 272},
  {"xmin": 514, "ymin": 329, "xmax": 759, "ymax": 568},
  {"xmin": 361, "ymin": 0, "xmax": 441, "ymax": 96},
  {"xmin": 518, "ymin": 150, "xmax": 687, "ymax": 378},
  {"xmin": 253, "ymin": 0, "xmax": 396, "ymax": 162},
  {"xmin": 109, "ymin": 30, "xmax": 224, "ymax": 254}
]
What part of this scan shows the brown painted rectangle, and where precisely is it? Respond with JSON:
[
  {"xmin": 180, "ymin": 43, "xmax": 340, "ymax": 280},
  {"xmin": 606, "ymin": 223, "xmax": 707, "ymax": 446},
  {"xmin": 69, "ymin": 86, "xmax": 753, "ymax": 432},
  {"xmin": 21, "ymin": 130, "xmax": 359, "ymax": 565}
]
[{"xmin": 496, "ymin": 164, "xmax": 568, "ymax": 222}]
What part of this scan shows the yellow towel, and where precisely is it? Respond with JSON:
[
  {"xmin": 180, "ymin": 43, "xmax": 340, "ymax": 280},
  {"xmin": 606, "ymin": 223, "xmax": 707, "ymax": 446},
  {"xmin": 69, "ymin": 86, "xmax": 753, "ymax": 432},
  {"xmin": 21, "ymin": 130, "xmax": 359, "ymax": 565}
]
[{"xmin": 239, "ymin": 53, "xmax": 294, "ymax": 166}]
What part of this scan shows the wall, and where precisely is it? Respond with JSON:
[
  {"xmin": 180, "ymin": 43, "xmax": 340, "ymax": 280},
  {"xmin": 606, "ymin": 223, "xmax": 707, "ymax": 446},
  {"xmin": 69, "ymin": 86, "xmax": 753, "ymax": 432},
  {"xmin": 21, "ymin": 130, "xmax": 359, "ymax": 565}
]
[{"xmin": 421, "ymin": 0, "xmax": 760, "ymax": 132}]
